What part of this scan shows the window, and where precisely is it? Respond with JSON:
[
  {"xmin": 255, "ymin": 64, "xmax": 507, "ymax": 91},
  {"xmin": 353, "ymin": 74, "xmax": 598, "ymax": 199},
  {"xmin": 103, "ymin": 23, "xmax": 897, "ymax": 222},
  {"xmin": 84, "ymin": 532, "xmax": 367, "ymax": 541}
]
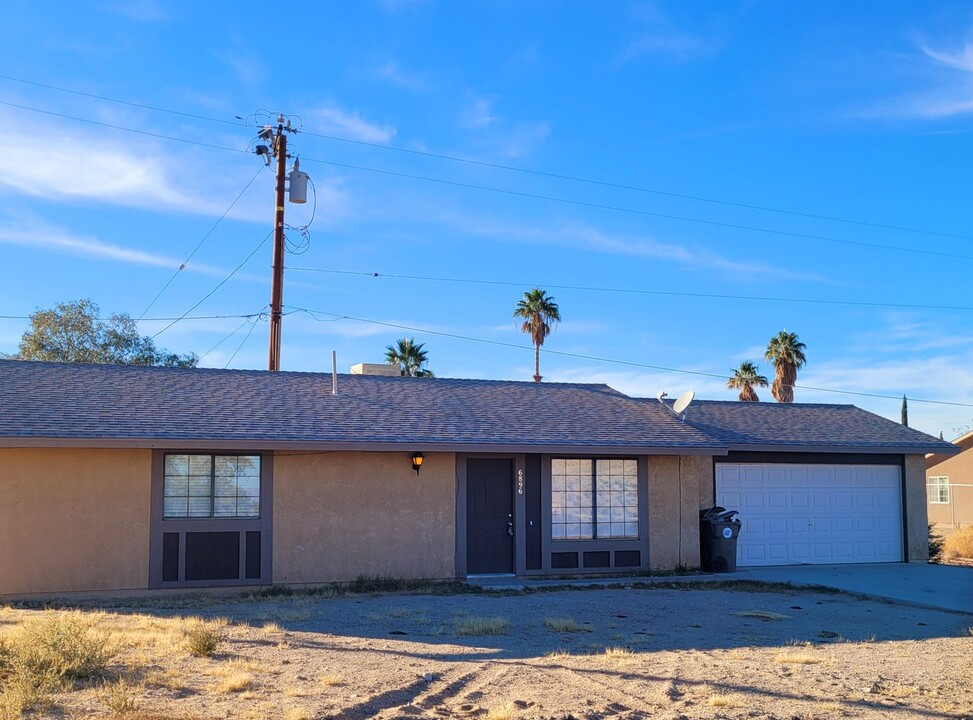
[
  {"xmin": 928, "ymin": 476, "xmax": 950, "ymax": 504},
  {"xmin": 164, "ymin": 454, "xmax": 260, "ymax": 518},
  {"xmin": 551, "ymin": 459, "xmax": 638, "ymax": 540}
]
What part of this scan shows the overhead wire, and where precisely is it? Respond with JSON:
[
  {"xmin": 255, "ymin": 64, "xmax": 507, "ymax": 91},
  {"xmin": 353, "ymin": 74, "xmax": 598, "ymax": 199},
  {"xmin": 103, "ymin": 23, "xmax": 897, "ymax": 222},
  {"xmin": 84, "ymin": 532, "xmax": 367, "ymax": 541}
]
[
  {"xmin": 285, "ymin": 266, "xmax": 973, "ymax": 313},
  {"xmin": 2, "ymin": 97, "xmax": 971, "ymax": 262},
  {"xmin": 224, "ymin": 317, "xmax": 261, "ymax": 368},
  {"xmin": 2, "ymin": 71, "xmax": 971, "ymax": 242},
  {"xmin": 151, "ymin": 231, "xmax": 273, "ymax": 339},
  {"xmin": 285, "ymin": 303, "xmax": 973, "ymax": 409},
  {"xmin": 137, "ymin": 165, "xmax": 267, "ymax": 320}
]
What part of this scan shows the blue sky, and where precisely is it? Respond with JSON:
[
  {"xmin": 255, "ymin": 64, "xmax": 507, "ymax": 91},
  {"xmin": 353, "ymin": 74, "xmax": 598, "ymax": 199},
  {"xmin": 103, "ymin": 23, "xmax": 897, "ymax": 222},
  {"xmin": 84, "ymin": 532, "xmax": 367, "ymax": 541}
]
[{"xmin": 2, "ymin": 1, "xmax": 973, "ymax": 437}]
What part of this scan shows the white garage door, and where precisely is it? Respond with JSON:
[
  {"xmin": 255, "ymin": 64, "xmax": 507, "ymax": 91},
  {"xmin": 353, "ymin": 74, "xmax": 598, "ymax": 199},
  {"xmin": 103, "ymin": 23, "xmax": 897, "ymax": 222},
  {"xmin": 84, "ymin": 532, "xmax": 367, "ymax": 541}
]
[{"xmin": 716, "ymin": 464, "xmax": 903, "ymax": 567}]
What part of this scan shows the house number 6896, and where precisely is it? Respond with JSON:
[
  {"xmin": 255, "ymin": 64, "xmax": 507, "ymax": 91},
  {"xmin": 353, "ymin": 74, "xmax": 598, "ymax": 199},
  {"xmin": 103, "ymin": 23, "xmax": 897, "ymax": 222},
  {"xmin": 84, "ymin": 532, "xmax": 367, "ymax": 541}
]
[{"xmin": 517, "ymin": 468, "xmax": 524, "ymax": 495}]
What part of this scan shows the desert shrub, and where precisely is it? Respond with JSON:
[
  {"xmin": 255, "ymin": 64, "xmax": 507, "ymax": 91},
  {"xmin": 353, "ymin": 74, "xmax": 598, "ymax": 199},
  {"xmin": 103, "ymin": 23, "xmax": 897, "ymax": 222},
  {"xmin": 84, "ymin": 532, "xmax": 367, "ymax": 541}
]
[
  {"xmin": 929, "ymin": 524, "xmax": 944, "ymax": 562},
  {"xmin": 943, "ymin": 526, "xmax": 973, "ymax": 559},
  {"xmin": 184, "ymin": 620, "xmax": 225, "ymax": 658},
  {"xmin": 12, "ymin": 612, "xmax": 116, "ymax": 687}
]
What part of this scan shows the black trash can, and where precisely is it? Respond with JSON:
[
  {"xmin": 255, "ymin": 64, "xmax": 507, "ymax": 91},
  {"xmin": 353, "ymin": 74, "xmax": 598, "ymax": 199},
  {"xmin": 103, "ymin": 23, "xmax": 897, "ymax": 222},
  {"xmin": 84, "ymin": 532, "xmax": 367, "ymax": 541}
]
[{"xmin": 699, "ymin": 506, "xmax": 742, "ymax": 573}]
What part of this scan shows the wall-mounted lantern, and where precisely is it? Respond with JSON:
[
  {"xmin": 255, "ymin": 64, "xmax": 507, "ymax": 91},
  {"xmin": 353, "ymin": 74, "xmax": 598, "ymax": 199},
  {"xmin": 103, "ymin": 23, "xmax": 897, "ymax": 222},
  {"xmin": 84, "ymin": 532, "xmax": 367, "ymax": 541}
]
[{"xmin": 411, "ymin": 452, "xmax": 424, "ymax": 476}]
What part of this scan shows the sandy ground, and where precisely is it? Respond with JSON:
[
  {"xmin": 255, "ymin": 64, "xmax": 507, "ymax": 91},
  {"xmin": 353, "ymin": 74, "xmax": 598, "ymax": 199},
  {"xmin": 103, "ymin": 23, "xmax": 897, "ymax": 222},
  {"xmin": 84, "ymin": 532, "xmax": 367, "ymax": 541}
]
[{"xmin": 5, "ymin": 583, "xmax": 973, "ymax": 720}]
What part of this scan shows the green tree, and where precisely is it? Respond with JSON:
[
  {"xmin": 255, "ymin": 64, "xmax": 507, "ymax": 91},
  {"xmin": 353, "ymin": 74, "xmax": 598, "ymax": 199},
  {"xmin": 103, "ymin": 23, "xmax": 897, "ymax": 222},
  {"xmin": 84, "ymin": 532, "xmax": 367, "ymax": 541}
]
[
  {"xmin": 901, "ymin": 395, "xmax": 909, "ymax": 426},
  {"xmin": 727, "ymin": 360, "xmax": 768, "ymax": 402},
  {"xmin": 6, "ymin": 299, "xmax": 198, "ymax": 367},
  {"xmin": 384, "ymin": 337, "xmax": 434, "ymax": 377},
  {"xmin": 764, "ymin": 330, "xmax": 807, "ymax": 403},
  {"xmin": 513, "ymin": 288, "xmax": 561, "ymax": 383}
]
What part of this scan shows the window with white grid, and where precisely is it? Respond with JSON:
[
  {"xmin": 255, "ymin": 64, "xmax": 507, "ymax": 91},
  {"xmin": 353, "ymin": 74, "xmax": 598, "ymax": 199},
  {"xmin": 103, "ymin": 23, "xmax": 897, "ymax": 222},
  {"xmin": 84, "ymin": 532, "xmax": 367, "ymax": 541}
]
[
  {"xmin": 928, "ymin": 476, "xmax": 950, "ymax": 504},
  {"xmin": 551, "ymin": 458, "xmax": 638, "ymax": 540},
  {"xmin": 163, "ymin": 454, "xmax": 261, "ymax": 518}
]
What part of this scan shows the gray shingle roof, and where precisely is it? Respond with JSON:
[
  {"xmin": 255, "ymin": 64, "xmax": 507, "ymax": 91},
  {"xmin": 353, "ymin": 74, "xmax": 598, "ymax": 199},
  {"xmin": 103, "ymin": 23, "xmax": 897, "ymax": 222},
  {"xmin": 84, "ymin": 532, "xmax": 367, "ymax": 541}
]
[
  {"xmin": 662, "ymin": 399, "xmax": 955, "ymax": 454},
  {"xmin": 0, "ymin": 360, "xmax": 722, "ymax": 452}
]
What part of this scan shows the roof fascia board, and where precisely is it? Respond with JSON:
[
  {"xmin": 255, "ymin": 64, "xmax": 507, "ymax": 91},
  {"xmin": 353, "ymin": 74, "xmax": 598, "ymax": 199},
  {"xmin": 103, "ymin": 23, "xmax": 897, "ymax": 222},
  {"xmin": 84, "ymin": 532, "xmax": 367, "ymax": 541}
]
[
  {"xmin": 723, "ymin": 443, "xmax": 960, "ymax": 456},
  {"xmin": 0, "ymin": 437, "xmax": 729, "ymax": 456}
]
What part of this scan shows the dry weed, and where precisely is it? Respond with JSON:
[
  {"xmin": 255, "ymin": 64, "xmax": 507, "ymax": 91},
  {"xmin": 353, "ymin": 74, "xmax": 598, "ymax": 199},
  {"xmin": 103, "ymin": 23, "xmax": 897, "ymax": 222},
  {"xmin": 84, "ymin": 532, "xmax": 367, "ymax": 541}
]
[
  {"xmin": 706, "ymin": 692, "xmax": 744, "ymax": 708},
  {"xmin": 284, "ymin": 707, "xmax": 314, "ymax": 720},
  {"xmin": 943, "ymin": 526, "xmax": 973, "ymax": 559},
  {"xmin": 320, "ymin": 673, "xmax": 343, "ymax": 687},
  {"xmin": 455, "ymin": 616, "xmax": 509, "ymax": 636},
  {"xmin": 603, "ymin": 646, "xmax": 634, "ymax": 658},
  {"xmin": 543, "ymin": 617, "xmax": 586, "ymax": 633},
  {"xmin": 184, "ymin": 619, "xmax": 225, "ymax": 658},
  {"xmin": 732, "ymin": 610, "xmax": 790, "ymax": 621},
  {"xmin": 545, "ymin": 648, "xmax": 571, "ymax": 659},
  {"xmin": 212, "ymin": 671, "xmax": 253, "ymax": 693},
  {"xmin": 102, "ymin": 676, "xmax": 141, "ymax": 714},
  {"xmin": 486, "ymin": 703, "xmax": 517, "ymax": 720},
  {"xmin": 774, "ymin": 652, "xmax": 823, "ymax": 664}
]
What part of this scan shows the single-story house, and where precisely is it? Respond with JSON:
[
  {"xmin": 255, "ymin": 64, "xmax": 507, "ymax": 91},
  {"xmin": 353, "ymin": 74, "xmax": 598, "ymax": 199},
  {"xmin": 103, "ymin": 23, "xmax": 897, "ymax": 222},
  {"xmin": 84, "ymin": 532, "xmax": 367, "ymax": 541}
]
[
  {"xmin": 926, "ymin": 429, "xmax": 973, "ymax": 528},
  {"xmin": 0, "ymin": 359, "xmax": 955, "ymax": 597}
]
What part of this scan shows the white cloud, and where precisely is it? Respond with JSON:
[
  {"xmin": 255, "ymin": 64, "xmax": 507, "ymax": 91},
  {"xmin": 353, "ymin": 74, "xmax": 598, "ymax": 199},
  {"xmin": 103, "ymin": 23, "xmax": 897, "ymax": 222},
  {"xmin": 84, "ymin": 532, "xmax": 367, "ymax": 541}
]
[
  {"xmin": 501, "ymin": 121, "xmax": 551, "ymax": 159},
  {"xmin": 313, "ymin": 106, "xmax": 396, "ymax": 143},
  {"xmin": 620, "ymin": 5, "xmax": 718, "ymax": 63},
  {"xmin": 463, "ymin": 97, "xmax": 500, "ymax": 129},
  {"xmin": 375, "ymin": 61, "xmax": 429, "ymax": 91}
]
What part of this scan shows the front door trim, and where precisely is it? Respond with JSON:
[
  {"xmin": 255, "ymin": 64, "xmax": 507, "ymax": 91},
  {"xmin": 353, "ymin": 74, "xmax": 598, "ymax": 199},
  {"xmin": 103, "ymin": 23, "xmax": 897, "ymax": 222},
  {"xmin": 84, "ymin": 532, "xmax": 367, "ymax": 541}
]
[{"xmin": 455, "ymin": 454, "xmax": 525, "ymax": 578}]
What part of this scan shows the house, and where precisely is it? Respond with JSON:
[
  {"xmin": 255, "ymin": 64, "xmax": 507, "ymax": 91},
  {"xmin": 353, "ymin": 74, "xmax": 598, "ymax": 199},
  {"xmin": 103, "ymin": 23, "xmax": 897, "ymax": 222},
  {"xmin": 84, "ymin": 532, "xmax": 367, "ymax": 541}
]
[
  {"xmin": 0, "ymin": 359, "xmax": 955, "ymax": 597},
  {"xmin": 926, "ymin": 429, "xmax": 973, "ymax": 528}
]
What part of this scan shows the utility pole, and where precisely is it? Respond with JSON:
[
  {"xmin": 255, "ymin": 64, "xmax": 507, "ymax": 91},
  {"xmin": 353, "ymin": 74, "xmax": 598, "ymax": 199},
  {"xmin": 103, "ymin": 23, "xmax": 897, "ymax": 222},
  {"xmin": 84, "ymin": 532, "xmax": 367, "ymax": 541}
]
[{"xmin": 254, "ymin": 114, "xmax": 307, "ymax": 372}]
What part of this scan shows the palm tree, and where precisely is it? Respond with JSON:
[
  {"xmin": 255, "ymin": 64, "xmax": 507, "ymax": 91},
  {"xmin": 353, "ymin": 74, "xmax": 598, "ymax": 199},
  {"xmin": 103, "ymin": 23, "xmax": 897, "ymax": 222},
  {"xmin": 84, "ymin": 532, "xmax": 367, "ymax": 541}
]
[
  {"xmin": 727, "ymin": 360, "xmax": 768, "ymax": 402},
  {"xmin": 384, "ymin": 337, "xmax": 434, "ymax": 377},
  {"xmin": 764, "ymin": 330, "xmax": 807, "ymax": 403},
  {"xmin": 513, "ymin": 288, "xmax": 561, "ymax": 382}
]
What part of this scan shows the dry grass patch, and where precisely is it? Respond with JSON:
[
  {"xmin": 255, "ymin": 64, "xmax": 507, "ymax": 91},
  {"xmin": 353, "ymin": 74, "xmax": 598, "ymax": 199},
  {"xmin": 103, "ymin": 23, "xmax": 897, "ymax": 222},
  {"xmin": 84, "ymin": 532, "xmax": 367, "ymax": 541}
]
[
  {"xmin": 732, "ymin": 610, "xmax": 790, "ymax": 621},
  {"xmin": 455, "ymin": 616, "xmax": 509, "ymax": 636},
  {"xmin": 101, "ymin": 676, "xmax": 141, "ymax": 714},
  {"xmin": 260, "ymin": 622, "xmax": 283, "ymax": 634},
  {"xmin": 545, "ymin": 648, "xmax": 571, "ymax": 659},
  {"xmin": 943, "ymin": 526, "xmax": 973, "ymax": 559},
  {"xmin": 183, "ymin": 618, "xmax": 226, "ymax": 658},
  {"xmin": 774, "ymin": 651, "xmax": 823, "ymax": 664},
  {"xmin": 486, "ymin": 703, "xmax": 517, "ymax": 720},
  {"xmin": 211, "ymin": 671, "xmax": 254, "ymax": 693},
  {"xmin": 284, "ymin": 707, "xmax": 314, "ymax": 720},
  {"xmin": 707, "ymin": 692, "xmax": 745, "ymax": 708},
  {"xmin": 602, "ymin": 646, "xmax": 634, "ymax": 659},
  {"xmin": 320, "ymin": 673, "xmax": 343, "ymax": 687},
  {"xmin": 543, "ymin": 617, "xmax": 586, "ymax": 633}
]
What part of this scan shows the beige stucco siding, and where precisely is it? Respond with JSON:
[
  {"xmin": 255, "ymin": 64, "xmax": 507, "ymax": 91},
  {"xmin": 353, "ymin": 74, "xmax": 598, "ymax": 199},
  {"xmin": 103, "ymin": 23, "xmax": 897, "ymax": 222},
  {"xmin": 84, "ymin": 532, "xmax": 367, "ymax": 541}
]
[
  {"xmin": 0, "ymin": 448, "xmax": 151, "ymax": 596},
  {"xmin": 647, "ymin": 455, "xmax": 709, "ymax": 571},
  {"xmin": 273, "ymin": 452, "xmax": 456, "ymax": 584},
  {"xmin": 904, "ymin": 454, "xmax": 929, "ymax": 561},
  {"xmin": 927, "ymin": 447, "xmax": 973, "ymax": 527}
]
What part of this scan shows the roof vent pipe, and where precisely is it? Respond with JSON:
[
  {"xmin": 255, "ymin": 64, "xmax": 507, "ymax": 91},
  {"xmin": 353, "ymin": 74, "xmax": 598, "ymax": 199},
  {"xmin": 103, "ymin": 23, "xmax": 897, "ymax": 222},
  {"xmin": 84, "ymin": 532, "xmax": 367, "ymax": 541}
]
[{"xmin": 332, "ymin": 350, "xmax": 337, "ymax": 395}]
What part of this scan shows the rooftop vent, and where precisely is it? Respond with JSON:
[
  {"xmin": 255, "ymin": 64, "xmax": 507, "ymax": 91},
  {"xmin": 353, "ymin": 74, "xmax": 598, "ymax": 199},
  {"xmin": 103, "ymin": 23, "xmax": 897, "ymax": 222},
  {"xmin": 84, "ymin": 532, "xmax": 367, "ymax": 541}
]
[{"xmin": 350, "ymin": 362, "xmax": 401, "ymax": 377}]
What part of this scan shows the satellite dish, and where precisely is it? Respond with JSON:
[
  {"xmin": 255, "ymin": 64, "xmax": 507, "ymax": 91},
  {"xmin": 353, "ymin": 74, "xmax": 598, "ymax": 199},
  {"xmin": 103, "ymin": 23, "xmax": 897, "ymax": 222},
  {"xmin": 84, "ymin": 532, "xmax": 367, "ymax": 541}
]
[{"xmin": 672, "ymin": 390, "xmax": 696, "ymax": 416}]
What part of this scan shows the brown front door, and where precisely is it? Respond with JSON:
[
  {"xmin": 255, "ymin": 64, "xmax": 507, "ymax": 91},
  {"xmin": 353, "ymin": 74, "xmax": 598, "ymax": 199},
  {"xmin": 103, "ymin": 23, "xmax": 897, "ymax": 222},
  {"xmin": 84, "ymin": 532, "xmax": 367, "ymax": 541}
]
[{"xmin": 466, "ymin": 458, "xmax": 514, "ymax": 574}]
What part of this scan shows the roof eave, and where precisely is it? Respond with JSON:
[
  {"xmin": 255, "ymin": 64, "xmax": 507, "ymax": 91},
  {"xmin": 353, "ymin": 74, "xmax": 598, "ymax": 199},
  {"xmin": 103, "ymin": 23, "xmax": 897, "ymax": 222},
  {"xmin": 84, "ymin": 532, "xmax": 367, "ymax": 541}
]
[
  {"xmin": 722, "ymin": 443, "xmax": 960, "ymax": 456},
  {"xmin": 0, "ymin": 436, "xmax": 730, "ymax": 456}
]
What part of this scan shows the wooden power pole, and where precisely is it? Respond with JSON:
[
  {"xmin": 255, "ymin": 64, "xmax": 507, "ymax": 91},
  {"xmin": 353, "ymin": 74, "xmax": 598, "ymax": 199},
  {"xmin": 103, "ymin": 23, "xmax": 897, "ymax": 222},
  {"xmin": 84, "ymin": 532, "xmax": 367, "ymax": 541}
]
[{"xmin": 268, "ymin": 122, "xmax": 287, "ymax": 372}]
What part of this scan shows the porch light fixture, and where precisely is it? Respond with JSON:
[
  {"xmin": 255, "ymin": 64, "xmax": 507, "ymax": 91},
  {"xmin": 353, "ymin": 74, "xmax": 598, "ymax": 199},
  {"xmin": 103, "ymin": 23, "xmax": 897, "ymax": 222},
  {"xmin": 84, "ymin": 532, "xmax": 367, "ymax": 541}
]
[{"xmin": 411, "ymin": 452, "xmax": 424, "ymax": 476}]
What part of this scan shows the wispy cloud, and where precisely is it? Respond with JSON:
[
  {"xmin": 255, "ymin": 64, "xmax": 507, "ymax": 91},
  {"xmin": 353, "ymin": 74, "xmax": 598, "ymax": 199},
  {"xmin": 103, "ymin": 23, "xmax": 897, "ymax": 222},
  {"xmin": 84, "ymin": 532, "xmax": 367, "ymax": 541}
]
[
  {"xmin": 313, "ymin": 105, "xmax": 396, "ymax": 143},
  {"xmin": 859, "ymin": 34, "xmax": 973, "ymax": 120},
  {"xmin": 460, "ymin": 95, "xmax": 549, "ymax": 157},
  {"xmin": 462, "ymin": 96, "xmax": 500, "ymax": 129},
  {"xmin": 375, "ymin": 61, "xmax": 429, "ymax": 91},
  {"xmin": 620, "ymin": 4, "xmax": 719, "ymax": 63}
]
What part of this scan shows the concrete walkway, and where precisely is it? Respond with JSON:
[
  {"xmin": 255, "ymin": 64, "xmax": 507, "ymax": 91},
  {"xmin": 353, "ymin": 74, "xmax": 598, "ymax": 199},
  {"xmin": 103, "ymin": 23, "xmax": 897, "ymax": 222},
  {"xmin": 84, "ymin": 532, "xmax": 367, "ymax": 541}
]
[
  {"xmin": 737, "ymin": 563, "xmax": 973, "ymax": 615},
  {"xmin": 469, "ymin": 563, "xmax": 973, "ymax": 615}
]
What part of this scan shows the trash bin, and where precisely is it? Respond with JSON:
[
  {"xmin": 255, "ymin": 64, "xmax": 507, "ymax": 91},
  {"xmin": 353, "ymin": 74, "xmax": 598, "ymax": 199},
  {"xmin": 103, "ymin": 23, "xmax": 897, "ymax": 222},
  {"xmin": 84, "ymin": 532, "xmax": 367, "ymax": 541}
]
[{"xmin": 699, "ymin": 506, "xmax": 742, "ymax": 573}]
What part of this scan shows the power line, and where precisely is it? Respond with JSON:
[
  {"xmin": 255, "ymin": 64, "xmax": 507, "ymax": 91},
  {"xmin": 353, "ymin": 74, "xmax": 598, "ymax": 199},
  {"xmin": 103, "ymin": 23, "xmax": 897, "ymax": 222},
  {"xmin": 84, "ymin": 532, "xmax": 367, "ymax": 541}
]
[
  {"xmin": 151, "ymin": 231, "xmax": 273, "ymax": 339},
  {"xmin": 298, "ymin": 157, "xmax": 973, "ymax": 262},
  {"xmin": 198, "ymin": 311, "xmax": 267, "ymax": 361},
  {"xmin": 285, "ymin": 303, "xmax": 973, "ymax": 409},
  {"xmin": 0, "ymin": 312, "xmax": 264, "ymax": 322},
  {"xmin": 4, "ymin": 97, "xmax": 970, "ymax": 263},
  {"xmin": 2, "ymin": 71, "xmax": 970, "ymax": 243},
  {"xmin": 225, "ymin": 317, "xmax": 261, "ymax": 368},
  {"xmin": 137, "ymin": 165, "xmax": 266, "ymax": 320},
  {"xmin": 285, "ymin": 266, "xmax": 973, "ymax": 313}
]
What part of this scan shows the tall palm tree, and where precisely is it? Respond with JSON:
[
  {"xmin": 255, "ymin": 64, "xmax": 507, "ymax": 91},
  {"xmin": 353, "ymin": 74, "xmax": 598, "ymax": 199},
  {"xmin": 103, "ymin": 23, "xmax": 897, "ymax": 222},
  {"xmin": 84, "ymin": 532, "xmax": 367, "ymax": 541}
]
[
  {"xmin": 513, "ymin": 288, "xmax": 561, "ymax": 382},
  {"xmin": 765, "ymin": 330, "xmax": 807, "ymax": 403},
  {"xmin": 384, "ymin": 337, "xmax": 434, "ymax": 377},
  {"xmin": 727, "ymin": 360, "xmax": 768, "ymax": 402}
]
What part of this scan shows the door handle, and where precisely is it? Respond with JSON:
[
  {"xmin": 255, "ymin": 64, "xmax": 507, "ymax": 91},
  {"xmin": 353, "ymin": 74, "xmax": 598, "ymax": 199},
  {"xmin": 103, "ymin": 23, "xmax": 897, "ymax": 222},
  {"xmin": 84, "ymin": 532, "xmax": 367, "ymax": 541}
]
[{"xmin": 507, "ymin": 521, "xmax": 514, "ymax": 537}]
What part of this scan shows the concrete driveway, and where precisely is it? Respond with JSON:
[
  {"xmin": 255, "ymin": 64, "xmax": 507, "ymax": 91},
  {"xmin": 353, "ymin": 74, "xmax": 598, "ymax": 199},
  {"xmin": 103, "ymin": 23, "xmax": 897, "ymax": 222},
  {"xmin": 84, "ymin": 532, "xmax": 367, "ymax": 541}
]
[{"xmin": 736, "ymin": 562, "xmax": 973, "ymax": 614}]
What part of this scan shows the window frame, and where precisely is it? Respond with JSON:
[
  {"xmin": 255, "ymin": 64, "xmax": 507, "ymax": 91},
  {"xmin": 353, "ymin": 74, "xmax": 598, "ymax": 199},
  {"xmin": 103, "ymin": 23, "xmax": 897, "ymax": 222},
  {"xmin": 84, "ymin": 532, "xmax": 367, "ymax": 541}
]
[
  {"xmin": 162, "ymin": 453, "xmax": 262, "ymax": 520},
  {"xmin": 928, "ymin": 475, "xmax": 950, "ymax": 504},
  {"xmin": 149, "ymin": 450, "xmax": 273, "ymax": 589},
  {"xmin": 550, "ymin": 457, "xmax": 640, "ymax": 541}
]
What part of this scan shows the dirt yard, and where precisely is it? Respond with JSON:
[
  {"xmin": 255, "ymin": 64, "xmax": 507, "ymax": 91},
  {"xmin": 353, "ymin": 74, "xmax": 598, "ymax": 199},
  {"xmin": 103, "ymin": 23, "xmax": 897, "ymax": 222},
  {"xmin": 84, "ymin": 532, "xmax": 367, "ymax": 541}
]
[{"xmin": 1, "ymin": 581, "xmax": 971, "ymax": 720}]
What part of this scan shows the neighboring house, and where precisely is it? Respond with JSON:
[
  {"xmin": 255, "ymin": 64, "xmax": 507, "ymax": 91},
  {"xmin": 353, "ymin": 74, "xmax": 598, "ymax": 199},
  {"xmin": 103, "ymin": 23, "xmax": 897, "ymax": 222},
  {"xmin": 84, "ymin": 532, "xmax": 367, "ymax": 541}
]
[
  {"xmin": 926, "ymin": 429, "xmax": 973, "ymax": 528},
  {"xmin": 0, "ymin": 360, "xmax": 955, "ymax": 597}
]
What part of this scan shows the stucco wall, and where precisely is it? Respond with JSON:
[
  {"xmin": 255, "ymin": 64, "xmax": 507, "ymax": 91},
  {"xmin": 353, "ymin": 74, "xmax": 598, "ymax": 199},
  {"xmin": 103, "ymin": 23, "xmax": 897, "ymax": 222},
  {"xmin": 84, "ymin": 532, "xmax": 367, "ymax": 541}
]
[
  {"xmin": 648, "ymin": 455, "xmax": 708, "ymax": 570},
  {"xmin": 273, "ymin": 452, "xmax": 456, "ymax": 584},
  {"xmin": 927, "ymin": 447, "xmax": 973, "ymax": 527},
  {"xmin": 904, "ymin": 454, "xmax": 929, "ymax": 562},
  {"xmin": 0, "ymin": 448, "xmax": 151, "ymax": 596}
]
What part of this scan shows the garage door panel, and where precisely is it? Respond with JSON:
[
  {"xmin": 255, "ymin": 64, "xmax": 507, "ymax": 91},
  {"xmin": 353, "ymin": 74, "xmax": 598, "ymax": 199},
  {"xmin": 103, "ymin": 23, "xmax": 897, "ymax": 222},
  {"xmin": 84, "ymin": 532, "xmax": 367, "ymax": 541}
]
[{"xmin": 716, "ymin": 464, "xmax": 903, "ymax": 567}]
